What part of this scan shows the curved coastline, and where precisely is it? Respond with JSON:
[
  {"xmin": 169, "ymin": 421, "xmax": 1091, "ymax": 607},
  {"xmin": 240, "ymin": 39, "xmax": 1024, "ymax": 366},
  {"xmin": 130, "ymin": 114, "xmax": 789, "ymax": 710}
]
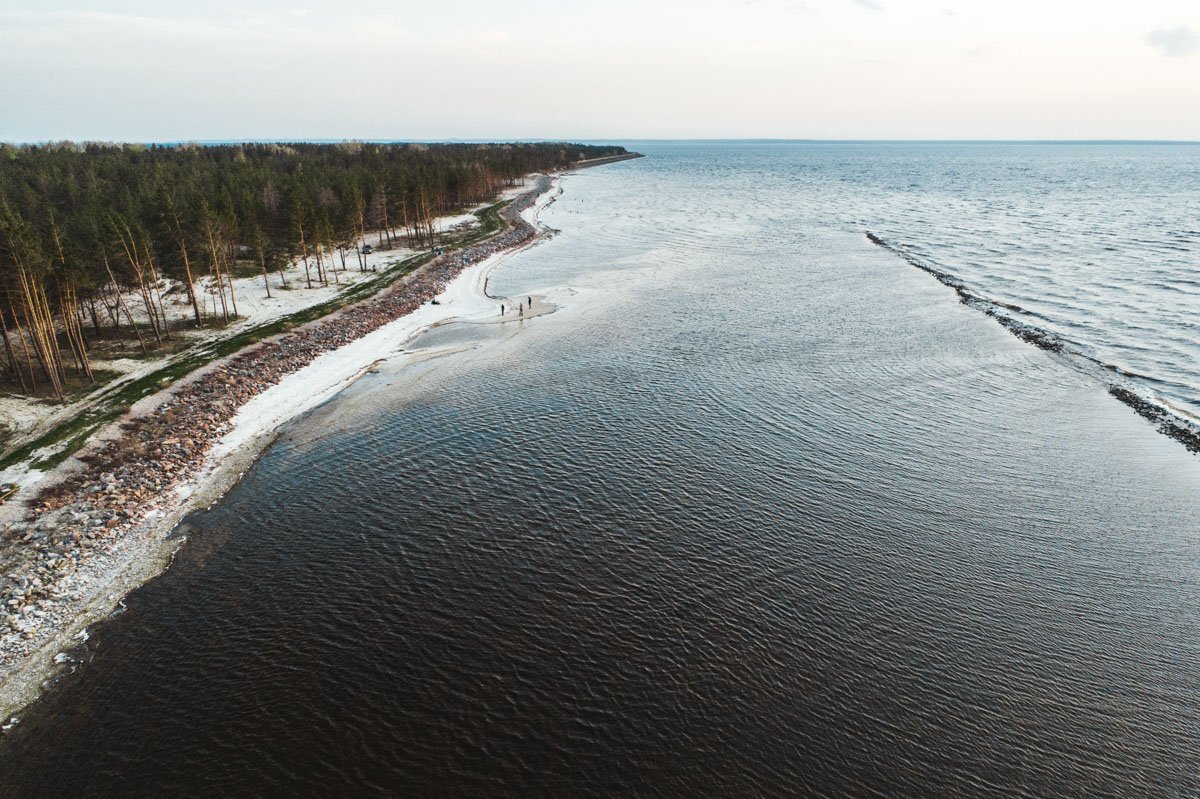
[
  {"xmin": 866, "ymin": 231, "xmax": 1200, "ymax": 454},
  {"xmin": 0, "ymin": 173, "xmax": 570, "ymax": 725}
]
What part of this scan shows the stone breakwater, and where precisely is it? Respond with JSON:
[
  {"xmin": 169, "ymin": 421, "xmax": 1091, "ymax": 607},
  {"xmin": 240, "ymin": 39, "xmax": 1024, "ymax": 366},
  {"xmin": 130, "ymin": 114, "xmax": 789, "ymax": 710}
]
[
  {"xmin": 0, "ymin": 179, "xmax": 551, "ymax": 689},
  {"xmin": 865, "ymin": 231, "xmax": 1200, "ymax": 455}
]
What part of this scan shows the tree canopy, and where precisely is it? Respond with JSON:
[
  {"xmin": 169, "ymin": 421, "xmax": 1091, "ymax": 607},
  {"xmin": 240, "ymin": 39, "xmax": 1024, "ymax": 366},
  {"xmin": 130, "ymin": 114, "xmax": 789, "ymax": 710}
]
[{"xmin": 0, "ymin": 141, "xmax": 626, "ymax": 397}]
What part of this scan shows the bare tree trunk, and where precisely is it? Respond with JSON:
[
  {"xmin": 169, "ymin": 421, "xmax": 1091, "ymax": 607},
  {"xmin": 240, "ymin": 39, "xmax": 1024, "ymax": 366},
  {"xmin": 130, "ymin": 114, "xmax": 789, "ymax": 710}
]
[
  {"xmin": 27, "ymin": 268, "xmax": 66, "ymax": 392},
  {"xmin": 143, "ymin": 238, "xmax": 171, "ymax": 340},
  {"xmin": 420, "ymin": 192, "xmax": 436, "ymax": 250},
  {"xmin": 314, "ymin": 244, "xmax": 327, "ymax": 286},
  {"xmin": 171, "ymin": 212, "xmax": 203, "ymax": 327},
  {"xmin": 9, "ymin": 302, "xmax": 39, "ymax": 393},
  {"xmin": 357, "ymin": 207, "xmax": 368, "ymax": 270},
  {"xmin": 48, "ymin": 214, "xmax": 97, "ymax": 375},
  {"xmin": 69, "ymin": 284, "xmax": 93, "ymax": 380},
  {"xmin": 298, "ymin": 221, "xmax": 313, "ymax": 289},
  {"xmin": 0, "ymin": 306, "xmax": 30, "ymax": 394},
  {"xmin": 326, "ymin": 236, "xmax": 339, "ymax": 284},
  {"xmin": 16, "ymin": 266, "xmax": 64, "ymax": 398},
  {"xmin": 58, "ymin": 287, "xmax": 85, "ymax": 376},
  {"xmin": 221, "ymin": 249, "xmax": 239, "ymax": 317},
  {"xmin": 380, "ymin": 193, "xmax": 392, "ymax": 246},
  {"xmin": 88, "ymin": 298, "xmax": 103, "ymax": 336},
  {"xmin": 118, "ymin": 225, "xmax": 163, "ymax": 346},
  {"xmin": 259, "ymin": 249, "xmax": 272, "ymax": 298},
  {"xmin": 203, "ymin": 219, "xmax": 230, "ymax": 323},
  {"xmin": 102, "ymin": 254, "xmax": 148, "ymax": 353}
]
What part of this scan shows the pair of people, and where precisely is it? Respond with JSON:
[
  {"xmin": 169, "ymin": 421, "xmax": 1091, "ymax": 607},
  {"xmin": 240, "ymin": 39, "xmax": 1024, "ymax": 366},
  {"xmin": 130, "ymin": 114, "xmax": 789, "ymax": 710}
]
[{"xmin": 499, "ymin": 297, "xmax": 535, "ymax": 316}]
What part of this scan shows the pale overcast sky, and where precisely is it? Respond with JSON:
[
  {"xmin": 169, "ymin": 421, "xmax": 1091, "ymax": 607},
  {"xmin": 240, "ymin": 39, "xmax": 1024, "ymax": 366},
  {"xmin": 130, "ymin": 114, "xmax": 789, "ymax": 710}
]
[{"xmin": 1, "ymin": 0, "xmax": 1197, "ymax": 141}]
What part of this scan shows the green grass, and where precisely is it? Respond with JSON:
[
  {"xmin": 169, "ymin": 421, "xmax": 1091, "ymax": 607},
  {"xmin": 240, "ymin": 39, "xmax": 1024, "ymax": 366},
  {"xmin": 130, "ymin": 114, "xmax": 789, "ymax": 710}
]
[
  {"xmin": 0, "ymin": 200, "xmax": 510, "ymax": 474},
  {"xmin": 228, "ymin": 261, "xmax": 265, "ymax": 280}
]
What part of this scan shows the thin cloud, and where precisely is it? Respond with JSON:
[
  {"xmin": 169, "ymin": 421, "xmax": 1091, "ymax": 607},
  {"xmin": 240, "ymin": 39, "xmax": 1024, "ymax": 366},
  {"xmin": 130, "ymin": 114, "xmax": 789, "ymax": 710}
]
[
  {"xmin": 852, "ymin": 0, "xmax": 883, "ymax": 9},
  {"xmin": 1145, "ymin": 26, "xmax": 1199, "ymax": 57},
  {"xmin": 0, "ymin": 9, "xmax": 417, "ymax": 51},
  {"xmin": 0, "ymin": 10, "xmax": 295, "ymax": 41}
]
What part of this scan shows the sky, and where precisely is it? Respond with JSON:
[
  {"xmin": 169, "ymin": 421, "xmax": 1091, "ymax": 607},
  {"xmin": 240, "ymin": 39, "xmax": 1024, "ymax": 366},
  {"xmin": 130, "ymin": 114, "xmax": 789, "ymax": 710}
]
[{"xmin": 1, "ymin": 0, "xmax": 1198, "ymax": 142}]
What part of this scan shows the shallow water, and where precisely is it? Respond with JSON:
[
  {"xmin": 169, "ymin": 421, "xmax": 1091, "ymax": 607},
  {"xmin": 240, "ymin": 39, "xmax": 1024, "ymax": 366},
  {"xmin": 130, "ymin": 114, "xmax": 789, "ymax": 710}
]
[{"xmin": 2, "ymin": 144, "xmax": 1199, "ymax": 797}]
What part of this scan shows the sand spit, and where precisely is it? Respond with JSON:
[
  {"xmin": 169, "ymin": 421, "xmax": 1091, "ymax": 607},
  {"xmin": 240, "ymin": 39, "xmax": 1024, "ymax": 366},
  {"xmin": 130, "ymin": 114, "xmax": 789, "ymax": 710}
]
[{"xmin": 0, "ymin": 174, "xmax": 564, "ymax": 724}]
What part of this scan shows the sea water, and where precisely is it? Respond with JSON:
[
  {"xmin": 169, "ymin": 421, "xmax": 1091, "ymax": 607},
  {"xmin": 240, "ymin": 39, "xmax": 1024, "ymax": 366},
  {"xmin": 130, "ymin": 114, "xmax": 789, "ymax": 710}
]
[{"xmin": 2, "ymin": 142, "xmax": 1199, "ymax": 797}]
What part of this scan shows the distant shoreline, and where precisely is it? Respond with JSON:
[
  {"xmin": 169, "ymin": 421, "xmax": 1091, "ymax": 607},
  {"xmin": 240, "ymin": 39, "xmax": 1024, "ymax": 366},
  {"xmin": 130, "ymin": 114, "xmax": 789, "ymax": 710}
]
[
  {"xmin": 570, "ymin": 152, "xmax": 646, "ymax": 167},
  {"xmin": 8, "ymin": 139, "xmax": 1197, "ymax": 146}
]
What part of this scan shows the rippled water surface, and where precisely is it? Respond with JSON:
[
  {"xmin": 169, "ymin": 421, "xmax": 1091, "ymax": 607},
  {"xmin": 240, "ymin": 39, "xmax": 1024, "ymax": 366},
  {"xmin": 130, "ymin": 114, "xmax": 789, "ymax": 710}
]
[
  {"xmin": 721, "ymin": 142, "xmax": 1200, "ymax": 422},
  {"xmin": 3, "ymin": 143, "xmax": 1200, "ymax": 797}
]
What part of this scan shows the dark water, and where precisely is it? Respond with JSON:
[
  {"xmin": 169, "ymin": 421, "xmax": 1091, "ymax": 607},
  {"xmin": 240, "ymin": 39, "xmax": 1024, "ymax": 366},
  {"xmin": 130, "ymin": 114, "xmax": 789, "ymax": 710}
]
[{"xmin": 3, "ymin": 144, "xmax": 1200, "ymax": 797}]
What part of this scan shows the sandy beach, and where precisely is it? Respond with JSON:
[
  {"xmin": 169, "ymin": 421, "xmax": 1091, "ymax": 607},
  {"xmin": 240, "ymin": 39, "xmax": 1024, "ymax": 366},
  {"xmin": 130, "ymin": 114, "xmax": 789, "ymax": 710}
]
[{"xmin": 0, "ymin": 174, "xmax": 567, "ymax": 725}]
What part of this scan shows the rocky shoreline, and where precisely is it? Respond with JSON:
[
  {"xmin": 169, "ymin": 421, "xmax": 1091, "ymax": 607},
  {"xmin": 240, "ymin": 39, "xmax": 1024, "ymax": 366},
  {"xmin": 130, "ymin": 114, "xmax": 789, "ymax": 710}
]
[{"xmin": 0, "ymin": 175, "xmax": 558, "ymax": 723}]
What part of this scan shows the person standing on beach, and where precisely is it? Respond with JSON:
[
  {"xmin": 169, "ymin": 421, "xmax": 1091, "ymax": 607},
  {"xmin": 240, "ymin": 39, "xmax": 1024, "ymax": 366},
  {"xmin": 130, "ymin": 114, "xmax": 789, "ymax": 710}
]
[
  {"xmin": 500, "ymin": 304, "xmax": 505, "ymax": 315},
  {"xmin": 527, "ymin": 296, "xmax": 532, "ymax": 308}
]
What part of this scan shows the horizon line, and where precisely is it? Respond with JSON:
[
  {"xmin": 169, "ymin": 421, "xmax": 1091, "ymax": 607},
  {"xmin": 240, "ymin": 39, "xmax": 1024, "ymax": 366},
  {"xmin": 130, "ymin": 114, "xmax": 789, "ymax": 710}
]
[{"xmin": 4, "ymin": 138, "xmax": 1199, "ymax": 147}]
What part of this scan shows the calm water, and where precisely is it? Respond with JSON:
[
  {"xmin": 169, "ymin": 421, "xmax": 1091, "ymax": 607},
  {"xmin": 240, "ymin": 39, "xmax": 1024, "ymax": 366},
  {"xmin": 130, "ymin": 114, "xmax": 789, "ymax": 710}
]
[{"xmin": 3, "ymin": 143, "xmax": 1200, "ymax": 797}]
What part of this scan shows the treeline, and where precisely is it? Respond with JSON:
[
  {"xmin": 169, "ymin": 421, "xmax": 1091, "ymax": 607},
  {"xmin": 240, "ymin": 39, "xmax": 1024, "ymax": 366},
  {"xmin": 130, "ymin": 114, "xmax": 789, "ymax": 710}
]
[{"xmin": 0, "ymin": 141, "xmax": 625, "ymax": 398}]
